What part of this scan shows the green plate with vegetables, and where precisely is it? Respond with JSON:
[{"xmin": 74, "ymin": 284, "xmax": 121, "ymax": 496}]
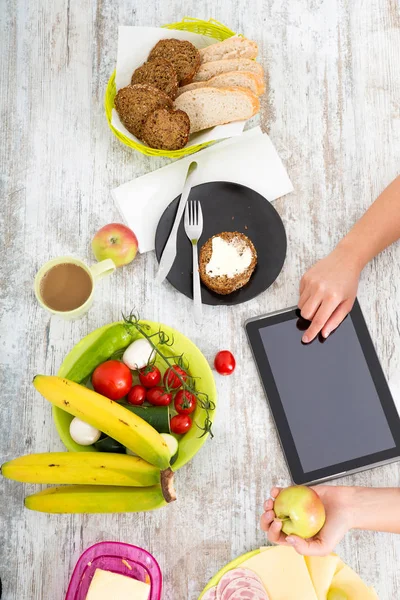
[{"xmin": 54, "ymin": 316, "xmax": 216, "ymax": 470}]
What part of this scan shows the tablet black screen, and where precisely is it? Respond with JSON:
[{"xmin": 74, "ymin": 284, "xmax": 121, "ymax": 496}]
[
  {"xmin": 258, "ymin": 313, "xmax": 396, "ymax": 473},
  {"xmin": 246, "ymin": 301, "xmax": 400, "ymax": 483}
]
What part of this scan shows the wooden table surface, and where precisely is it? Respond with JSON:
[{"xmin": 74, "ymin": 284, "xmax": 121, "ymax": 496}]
[{"xmin": 1, "ymin": 1, "xmax": 400, "ymax": 599}]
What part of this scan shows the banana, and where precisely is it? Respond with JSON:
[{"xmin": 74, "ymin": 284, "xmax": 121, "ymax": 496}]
[
  {"xmin": 33, "ymin": 375, "xmax": 170, "ymax": 470},
  {"xmin": 2, "ymin": 452, "xmax": 161, "ymax": 487},
  {"xmin": 24, "ymin": 470, "xmax": 176, "ymax": 514}
]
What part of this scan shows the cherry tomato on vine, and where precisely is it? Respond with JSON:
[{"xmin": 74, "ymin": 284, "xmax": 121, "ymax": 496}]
[
  {"xmin": 170, "ymin": 414, "xmax": 192, "ymax": 435},
  {"xmin": 214, "ymin": 350, "xmax": 236, "ymax": 376},
  {"xmin": 138, "ymin": 365, "xmax": 161, "ymax": 388},
  {"xmin": 146, "ymin": 386, "xmax": 172, "ymax": 406},
  {"xmin": 92, "ymin": 360, "xmax": 132, "ymax": 400},
  {"xmin": 163, "ymin": 365, "xmax": 188, "ymax": 390},
  {"xmin": 174, "ymin": 390, "xmax": 196, "ymax": 415},
  {"xmin": 127, "ymin": 385, "xmax": 147, "ymax": 406}
]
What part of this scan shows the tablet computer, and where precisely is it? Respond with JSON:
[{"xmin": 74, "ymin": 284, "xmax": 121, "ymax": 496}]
[{"xmin": 245, "ymin": 300, "xmax": 400, "ymax": 484}]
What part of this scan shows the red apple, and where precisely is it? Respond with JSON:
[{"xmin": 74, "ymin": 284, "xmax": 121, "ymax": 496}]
[
  {"xmin": 92, "ymin": 223, "xmax": 138, "ymax": 267},
  {"xmin": 274, "ymin": 485, "xmax": 326, "ymax": 539}
]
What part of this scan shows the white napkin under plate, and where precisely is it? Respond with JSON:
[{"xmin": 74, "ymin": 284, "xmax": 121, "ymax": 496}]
[
  {"xmin": 113, "ymin": 127, "xmax": 294, "ymax": 253},
  {"xmin": 112, "ymin": 26, "xmax": 246, "ymax": 147}
]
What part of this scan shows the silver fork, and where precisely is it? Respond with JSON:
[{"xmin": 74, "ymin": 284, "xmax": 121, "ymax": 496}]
[{"xmin": 184, "ymin": 200, "xmax": 203, "ymax": 324}]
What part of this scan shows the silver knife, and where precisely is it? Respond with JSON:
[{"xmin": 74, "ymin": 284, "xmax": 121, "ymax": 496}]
[{"xmin": 155, "ymin": 160, "xmax": 198, "ymax": 284}]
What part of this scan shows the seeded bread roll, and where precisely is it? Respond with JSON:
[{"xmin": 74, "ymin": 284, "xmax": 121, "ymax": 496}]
[
  {"xmin": 174, "ymin": 87, "xmax": 260, "ymax": 133},
  {"xmin": 148, "ymin": 39, "xmax": 201, "ymax": 85},
  {"xmin": 199, "ymin": 37, "xmax": 258, "ymax": 62},
  {"xmin": 199, "ymin": 232, "xmax": 257, "ymax": 295},
  {"xmin": 114, "ymin": 83, "xmax": 173, "ymax": 139},
  {"xmin": 176, "ymin": 71, "xmax": 265, "ymax": 97},
  {"xmin": 142, "ymin": 108, "xmax": 190, "ymax": 150},
  {"xmin": 193, "ymin": 58, "xmax": 263, "ymax": 82},
  {"xmin": 131, "ymin": 58, "xmax": 179, "ymax": 99}
]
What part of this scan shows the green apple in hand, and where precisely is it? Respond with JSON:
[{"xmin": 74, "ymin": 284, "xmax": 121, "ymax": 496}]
[
  {"xmin": 274, "ymin": 485, "xmax": 326, "ymax": 539},
  {"xmin": 92, "ymin": 223, "xmax": 138, "ymax": 267}
]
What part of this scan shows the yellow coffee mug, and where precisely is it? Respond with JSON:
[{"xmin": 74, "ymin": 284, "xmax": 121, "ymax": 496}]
[{"xmin": 34, "ymin": 256, "xmax": 116, "ymax": 320}]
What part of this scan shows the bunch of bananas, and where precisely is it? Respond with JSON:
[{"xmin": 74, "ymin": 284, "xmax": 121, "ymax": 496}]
[{"xmin": 1, "ymin": 375, "xmax": 176, "ymax": 513}]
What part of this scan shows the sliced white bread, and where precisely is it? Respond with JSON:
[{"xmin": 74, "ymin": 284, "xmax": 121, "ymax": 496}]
[
  {"xmin": 200, "ymin": 36, "xmax": 258, "ymax": 63},
  {"xmin": 174, "ymin": 87, "xmax": 260, "ymax": 133},
  {"xmin": 176, "ymin": 71, "xmax": 265, "ymax": 97},
  {"xmin": 193, "ymin": 58, "xmax": 264, "ymax": 82}
]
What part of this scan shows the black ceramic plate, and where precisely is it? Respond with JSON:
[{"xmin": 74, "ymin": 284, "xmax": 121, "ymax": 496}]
[{"xmin": 155, "ymin": 182, "xmax": 287, "ymax": 306}]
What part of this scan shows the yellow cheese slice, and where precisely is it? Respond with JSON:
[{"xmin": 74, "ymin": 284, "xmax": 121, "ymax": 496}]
[
  {"xmin": 329, "ymin": 565, "xmax": 378, "ymax": 600},
  {"xmin": 304, "ymin": 555, "xmax": 341, "ymax": 600},
  {"xmin": 86, "ymin": 568, "xmax": 150, "ymax": 600},
  {"xmin": 240, "ymin": 546, "xmax": 319, "ymax": 600}
]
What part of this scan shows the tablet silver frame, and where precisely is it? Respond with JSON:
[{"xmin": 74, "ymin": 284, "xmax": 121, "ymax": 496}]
[{"xmin": 244, "ymin": 307, "xmax": 400, "ymax": 485}]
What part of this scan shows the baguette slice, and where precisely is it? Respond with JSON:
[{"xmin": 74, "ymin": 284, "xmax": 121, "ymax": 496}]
[
  {"xmin": 200, "ymin": 36, "xmax": 258, "ymax": 63},
  {"xmin": 174, "ymin": 87, "xmax": 260, "ymax": 133},
  {"xmin": 193, "ymin": 58, "xmax": 263, "ymax": 82},
  {"xmin": 176, "ymin": 71, "xmax": 265, "ymax": 97}
]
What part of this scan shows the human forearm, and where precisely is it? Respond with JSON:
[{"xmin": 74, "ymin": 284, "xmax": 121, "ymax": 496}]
[
  {"xmin": 299, "ymin": 176, "xmax": 400, "ymax": 342},
  {"xmin": 347, "ymin": 486, "xmax": 400, "ymax": 533},
  {"xmin": 337, "ymin": 176, "xmax": 400, "ymax": 270}
]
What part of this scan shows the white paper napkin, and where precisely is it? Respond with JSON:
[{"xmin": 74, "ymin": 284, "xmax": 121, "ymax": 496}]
[
  {"xmin": 113, "ymin": 127, "xmax": 294, "ymax": 253},
  {"xmin": 112, "ymin": 26, "xmax": 246, "ymax": 146}
]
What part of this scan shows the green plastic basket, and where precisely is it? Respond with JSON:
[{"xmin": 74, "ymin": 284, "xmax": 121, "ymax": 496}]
[{"xmin": 104, "ymin": 17, "xmax": 238, "ymax": 159}]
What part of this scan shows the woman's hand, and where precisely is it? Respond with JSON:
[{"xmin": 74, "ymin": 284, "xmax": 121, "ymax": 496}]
[
  {"xmin": 260, "ymin": 486, "xmax": 355, "ymax": 556},
  {"xmin": 298, "ymin": 243, "xmax": 363, "ymax": 343}
]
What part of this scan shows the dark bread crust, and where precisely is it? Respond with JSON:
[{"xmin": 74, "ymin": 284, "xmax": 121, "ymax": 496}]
[
  {"xmin": 114, "ymin": 83, "xmax": 173, "ymax": 139},
  {"xmin": 148, "ymin": 39, "xmax": 201, "ymax": 85},
  {"xmin": 199, "ymin": 232, "xmax": 257, "ymax": 295},
  {"xmin": 131, "ymin": 58, "xmax": 179, "ymax": 99},
  {"xmin": 142, "ymin": 108, "xmax": 190, "ymax": 150}
]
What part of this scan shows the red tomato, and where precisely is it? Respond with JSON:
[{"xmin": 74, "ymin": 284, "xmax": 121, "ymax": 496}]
[
  {"xmin": 163, "ymin": 365, "xmax": 187, "ymax": 390},
  {"xmin": 214, "ymin": 350, "xmax": 236, "ymax": 376},
  {"xmin": 92, "ymin": 360, "xmax": 132, "ymax": 400},
  {"xmin": 146, "ymin": 386, "xmax": 172, "ymax": 406},
  {"xmin": 127, "ymin": 385, "xmax": 147, "ymax": 406},
  {"xmin": 174, "ymin": 390, "xmax": 196, "ymax": 415},
  {"xmin": 138, "ymin": 365, "xmax": 161, "ymax": 388},
  {"xmin": 170, "ymin": 414, "xmax": 192, "ymax": 435}
]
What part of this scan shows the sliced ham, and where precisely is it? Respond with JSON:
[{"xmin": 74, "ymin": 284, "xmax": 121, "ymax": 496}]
[
  {"xmin": 202, "ymin": 587, "xmax": 217, "ymax": 599},
  {"xmin": 217, "ymin": 569, "xmax": 264, "ymax": 599},
  {"xmin": 222, "ymin": 578, "xmax": 266, "ymax": 600},
  {"xmin": 227, "ymin": 589, "xmax": 268, "ymax": 600}
]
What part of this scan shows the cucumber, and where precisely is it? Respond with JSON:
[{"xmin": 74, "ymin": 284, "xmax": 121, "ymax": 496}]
[
  {"xmin": 64, "ymin": 323, "xmax": 136, "ymax": 383},
  {"xmin": 121, "ymin": 405, "xmax": 170, "ymax": 434},
  {"xmin": 94, "ymin": 436, "xmax": 126, "ymax": 454},
  {"xmin": 160, "ymin": 433, "xmax": 179, "ymax": 465}
]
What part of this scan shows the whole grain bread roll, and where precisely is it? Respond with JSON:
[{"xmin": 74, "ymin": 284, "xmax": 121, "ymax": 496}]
[
  {"xmin": 114, "ymin": 83, "xmax": 173, "ymax": 139},
  {"xmin": 142, "ymin": 108, "xmax": 190, "ymax": 150},
  {"xmin": 199, "ymin": 232, "xmax": 257, "ymax": 295},
  {"xmin": 148, "ymin": 39, "xmax": 201, "ymax": 85},
  {"xmin": 131, "ymin": 58, "xmax": 179, "ymax": 99}
]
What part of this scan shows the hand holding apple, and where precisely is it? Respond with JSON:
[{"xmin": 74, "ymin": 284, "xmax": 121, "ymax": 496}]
[
  {"xmin": 261, "ymin": 485, "xmax": 355, "ymax": 556},
  {"xmin": 273, "ymin": 485, "xmax": 326, "ymax": 539},
  {"xmin": 92, "ymin": 223, "xmax": 138, "ymax": 267}
]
